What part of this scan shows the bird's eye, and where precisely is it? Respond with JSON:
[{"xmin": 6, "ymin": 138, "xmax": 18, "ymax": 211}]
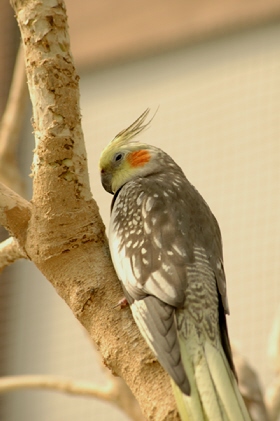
[{"xmin": 114, "ymin": 152, "xmax": 124, "ymax": 163}]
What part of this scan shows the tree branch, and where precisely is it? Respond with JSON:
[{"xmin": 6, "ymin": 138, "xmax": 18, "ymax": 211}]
[
  {"xmin": 8, "ymin": 1, "xmax": 177, "ymax": 419},
  {"xmin": 0, "ymin": 237, "xmax": 26, "ymax": 272},
  {"xmin": 0, "ymin": 375, "xmax": 145, "ymax": 421},
  {"xmin": 0, "ymin": 43, "xmax": 28, "ymax": 195},
  {"xmin": 0, "ymin": 181, "xmax": 31, "ymax": 249}
]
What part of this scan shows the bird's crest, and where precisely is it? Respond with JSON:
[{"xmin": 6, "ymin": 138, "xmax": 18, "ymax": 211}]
[{"xmin": 111, "ymin": 108, "xmax": 155, "ymax": 147}]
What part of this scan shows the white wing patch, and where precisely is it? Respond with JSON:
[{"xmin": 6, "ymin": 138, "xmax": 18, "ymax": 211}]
[
  {"xmin": 136, "ymin": 192, "xmax": 144, "ymax": 206},
  {"xmin": 109, "ymin": 219, "xmax": 138, "ymax": 288},
  {"xmin": 144, "ymin": 221, "xmax": 152, "ymax": 234},
  {"xmin": 153, "ymin": 235, "xmax": 162, "ymax": 248},
  {"xmin": 172, "ymin": 243, "xmax": 186, "ymax": 257},
  {"xmin": 145, "ymin": 270, "xmax": 178, "ymax": 301},
  {"xmin": 110, "ymin": 187, "xmax": 191, "ymax": 307},
  {"xmin": 110, "ymin": 212, "xmax": 181, "ymax": 305},
  {"xmin": 145, "ymin": 196, "xmax": 154, "ymax": 212},
  {"xmin": 130, "ymin": 300, "xmax": 156, "ymax": 351}
]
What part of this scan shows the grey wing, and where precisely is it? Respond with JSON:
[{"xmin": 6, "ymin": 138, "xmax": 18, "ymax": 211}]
[
  {"xmin": 109, "ymin": 182, "xmax": 192, "ymax": 393},
  {"xmin": 128, "ymin": 294, "xmax": 190, "ymax": 395},
  {"xmin": 138, "ymin": 180, "xmax": 230, "ymax": 315},
  {"xmin": 208, "ymin": 215, "xmax": 230, "ymax": 315},
  {"xmin": 110, "ymin": 184, "xmax": 190, "ymax": 308},
  {"xmin": 110, "ymin": 178, "xmax": 233, "ymax": 388}
]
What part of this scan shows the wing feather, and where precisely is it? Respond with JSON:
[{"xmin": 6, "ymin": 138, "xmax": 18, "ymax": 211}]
[
  {"xmin": 130, "ymin": 295, "xmax": 190, "ymax": 395},
  {"xmin": 109, "ymin": 175, "xmax": 235, "ymax": 394}
]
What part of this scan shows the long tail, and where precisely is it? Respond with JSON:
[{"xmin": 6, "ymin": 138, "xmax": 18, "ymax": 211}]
[{"xmin": 172, "ymin": 337, "xmax": 251, "ymax": 421}]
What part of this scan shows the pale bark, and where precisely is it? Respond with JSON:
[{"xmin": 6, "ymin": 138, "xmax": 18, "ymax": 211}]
[
  {"xmin": 5, "ymin": 1, "xmax": 178, "ymax": 420},
  {"xmin": 0, "ymin": 237, "xmax": 26, "ymax": 272},
  {"xmin": 0, "ymin": 43, "xmax": 28, "ymax": 195},
  {"xmin": 0, "ymin": 181, "xmax": 31, "ymax": 247}
]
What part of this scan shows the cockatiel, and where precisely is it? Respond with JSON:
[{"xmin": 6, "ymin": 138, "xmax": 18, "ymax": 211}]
[{"xmin": 99, "ymin": 109, "xmax": 251, "ymax": 421}]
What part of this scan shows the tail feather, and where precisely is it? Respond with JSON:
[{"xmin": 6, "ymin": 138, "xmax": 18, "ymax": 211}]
[
  {"xmin": 203, "ymin": 341, "xmax": 250, "ymax": 420},
  {"xmin": 219, "ymin": 346, "xmax": 252, "ymax": 418},
  {"xmin": 195, "ymin": 348, "xmax": 229, "ymax": 421},
  {"xmin": 172, "ymin": 346, "xmax": 204, "ymax": 421},
  {"xmin": 172, "ymin": 337, "xmax": 251, "ymax": 421}
]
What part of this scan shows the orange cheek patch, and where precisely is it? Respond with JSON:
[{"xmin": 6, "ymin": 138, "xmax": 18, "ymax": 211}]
[{"xmin": 127, "ymin": 150, "xmax": 151, "ymax": 167}]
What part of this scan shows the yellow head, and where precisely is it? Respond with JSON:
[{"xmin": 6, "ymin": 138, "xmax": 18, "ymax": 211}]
[{"xmin": 99, "ymin": 109, "xmax": 158, "ymax": 194}]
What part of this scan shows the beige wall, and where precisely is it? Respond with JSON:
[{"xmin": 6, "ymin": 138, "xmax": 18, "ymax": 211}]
[{"xmin": 3, "ymin": 21, "xmax": 280, "ymax": 420}]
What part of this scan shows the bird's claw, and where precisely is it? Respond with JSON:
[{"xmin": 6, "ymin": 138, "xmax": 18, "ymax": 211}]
[{"xmin": 113, "ymin": 297, "xmax": 128, "ymax": 309}]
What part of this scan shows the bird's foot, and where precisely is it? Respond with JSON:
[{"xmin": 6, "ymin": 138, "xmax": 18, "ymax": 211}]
[{"xmin": 113, "ymin": 297, "xmax": 128, "ymax": 309}]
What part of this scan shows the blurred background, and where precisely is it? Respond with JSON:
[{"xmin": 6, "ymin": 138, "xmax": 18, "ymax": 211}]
[{"xmin": 0, "ymin": 1, "xmax": 280, "ymax": 420}]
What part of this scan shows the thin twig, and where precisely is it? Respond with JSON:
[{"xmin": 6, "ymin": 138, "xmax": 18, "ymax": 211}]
[
  {"xmin": 0, "ymin": 43, "xmax": 28, "ymax": 194},
  {"xmin": 0, "ymin": 237, "xmax": 26, "ymax": 272},
  {"xmin": 0, "ymin": 375, "xmax": 145, "ymax": 421},
  {"xmin": 0, "ymin": 181, "xmax": 31, "ymax": 249},
  {"xmin": 0, "ymin": 374, "xmax": 117, "ymax": 398}
]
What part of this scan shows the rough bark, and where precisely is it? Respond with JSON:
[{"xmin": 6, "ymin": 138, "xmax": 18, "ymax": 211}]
[{"xmin": 4, "ymin": 1, "xmax": 179, "ymax": 420}]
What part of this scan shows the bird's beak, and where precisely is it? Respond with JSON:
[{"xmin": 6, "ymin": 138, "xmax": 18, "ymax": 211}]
[{"xmin": 101, "ymin": 171, "xmax": 113, "ymax": 194}]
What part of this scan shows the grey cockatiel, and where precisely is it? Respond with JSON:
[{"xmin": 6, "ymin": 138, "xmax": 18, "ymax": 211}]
[{"xmin": 99, "ymin": 109, "xmax": 251, "ymax": 421}]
